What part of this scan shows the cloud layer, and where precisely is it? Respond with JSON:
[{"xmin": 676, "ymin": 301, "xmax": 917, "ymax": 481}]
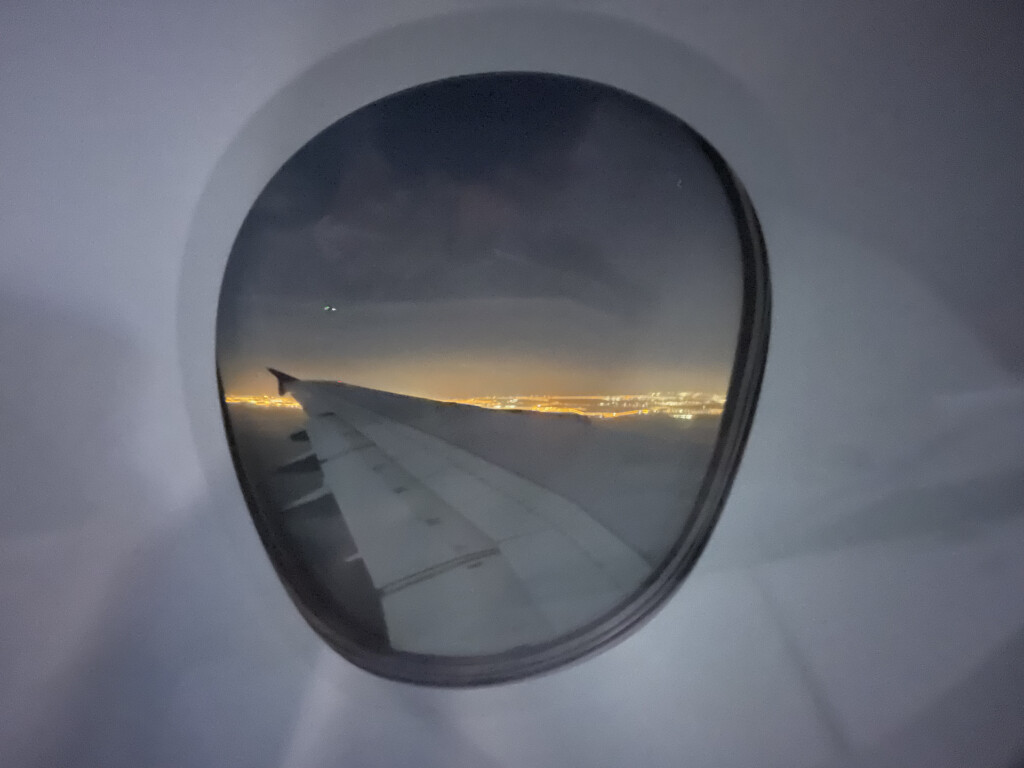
[{"xmin": 218, "ymin": 74, "xmax": 744, "ymax": 397}]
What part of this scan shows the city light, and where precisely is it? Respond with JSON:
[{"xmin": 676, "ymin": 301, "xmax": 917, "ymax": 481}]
[
  {"xmin": 443, "ymin": 393, "xmax": 726, "ymax": 419},
  {"xmin": 223, "ymin": 391, "xmax": 726, "ymax": 418},
  {"xmin": 224, "ymin": 394, "xmax": 303, "ymax": 409}
]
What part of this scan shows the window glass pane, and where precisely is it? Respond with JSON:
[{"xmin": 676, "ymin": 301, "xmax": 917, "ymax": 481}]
[{"xmin": 217, "ymin": 73, "xmax": 767, "ymax": 683}]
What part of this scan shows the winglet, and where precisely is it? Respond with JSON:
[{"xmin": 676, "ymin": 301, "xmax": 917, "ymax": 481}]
[{"xmin": 267, "ymin": 367, "xmax": 298, "ymax": 396}]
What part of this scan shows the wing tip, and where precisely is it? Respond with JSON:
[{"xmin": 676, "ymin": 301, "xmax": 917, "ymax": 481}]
[{"xmin": 267, "ymin": 367, "xmax": 298, "ymax": 396}]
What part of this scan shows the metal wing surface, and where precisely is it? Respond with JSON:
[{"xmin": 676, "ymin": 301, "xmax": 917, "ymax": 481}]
[{"xmin": 268, "ymin": 369, "xmax": 650, "ymax": 656}]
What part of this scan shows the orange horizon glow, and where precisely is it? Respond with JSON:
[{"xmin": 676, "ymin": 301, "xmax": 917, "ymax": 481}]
[
  {"xmin": 218, "ymin": 354, "xmax": 734, "ymax": 405},
  {"xmin": 224, "ymin": 394, "xmax": 302, "ymax": 409},
  {"xmin": 224, "ymin": 390, "xmax": 726, "ymax": 419}
]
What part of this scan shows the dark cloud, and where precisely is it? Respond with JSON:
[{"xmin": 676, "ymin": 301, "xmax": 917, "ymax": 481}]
[{"xmin": 218, "ymin": 74, "xmax": 744, "ymax": 397}]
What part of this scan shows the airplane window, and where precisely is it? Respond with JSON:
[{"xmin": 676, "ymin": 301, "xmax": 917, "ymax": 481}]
[{"xmin": 216, "ymin": 73, "xmax": 768, "ymax": 684}]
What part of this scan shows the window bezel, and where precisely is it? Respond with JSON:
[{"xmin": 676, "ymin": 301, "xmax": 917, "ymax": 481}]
[{"xmin": 217, "ymin": 72, "xmax": 771, "ymax": 687}]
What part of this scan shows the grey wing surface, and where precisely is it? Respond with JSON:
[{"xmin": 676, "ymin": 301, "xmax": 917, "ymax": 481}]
[{"xmin": 273, "ymin": 371, "xmax": 650, "ymax": 656}]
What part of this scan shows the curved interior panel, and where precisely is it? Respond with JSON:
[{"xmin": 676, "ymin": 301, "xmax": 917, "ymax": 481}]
[{"xmin": 216, "ymin": 72, "xmax": 768, "ymax": 684}]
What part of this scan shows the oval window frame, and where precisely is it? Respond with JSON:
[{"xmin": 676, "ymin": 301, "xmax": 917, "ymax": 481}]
[{"xmin": 215, "ymin": 71, "xmax": 771, "ymax": 686}]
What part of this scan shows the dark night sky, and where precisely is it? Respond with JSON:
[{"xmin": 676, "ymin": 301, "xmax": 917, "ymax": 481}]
[{"xmin": 217, "ymin": 73, "xmax": 744, "ymax": 398}]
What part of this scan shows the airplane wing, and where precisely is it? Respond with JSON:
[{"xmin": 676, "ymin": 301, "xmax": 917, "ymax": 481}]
[{"xmin": 267, "ymin": 369, "xmax": 651, "ymax": 656}]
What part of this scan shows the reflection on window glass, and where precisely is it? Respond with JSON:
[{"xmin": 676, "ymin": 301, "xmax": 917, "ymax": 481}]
[{"xmin": 217, "ymin": 73, "xmax": 766, "ymax": 682}]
